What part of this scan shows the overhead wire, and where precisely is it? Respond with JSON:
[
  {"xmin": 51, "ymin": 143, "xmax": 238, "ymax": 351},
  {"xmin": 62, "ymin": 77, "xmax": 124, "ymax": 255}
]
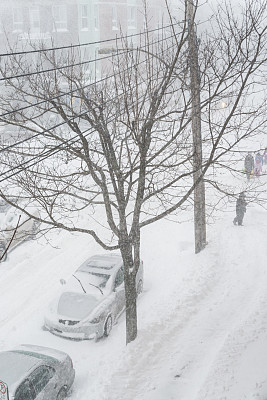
[
  {"xmin": 0, "ymin": 39, "xmax": 178, "ymax": 183},
  {"xmin": 0, "ymin": 18, "xmax": 182, "ymax": 182},
  {"xmin": 0, "ymin": 33, "xmax": 177, "ymax": 154},
  {"xmin": 0, "ymin": 89, "xmax": 146, "ymax": 182},
  {"xmin": 1, "ymin": 47, "xmax": 138, "ymax": 82},
  {"xmin": 0, "ymin": 22, "xmax": 178, "ymax": 57},
  {"xmin": 0, "ymin": 30, "xmax": 176, "ymax": 118},
  {"xmin": 0, "ymin": 23, "xmax": 179, "ymax": 82}
]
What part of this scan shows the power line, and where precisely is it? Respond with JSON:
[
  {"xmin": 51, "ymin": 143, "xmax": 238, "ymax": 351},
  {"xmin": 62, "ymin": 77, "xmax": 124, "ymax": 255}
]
[
  {"xmin": 0, "ymin": 27, "xmax": 179, "ymax": 181},
  {"xmin": 0, "ymin": 37, "xmax": 176, "ymax": 154},
  {"xmin": 0, "ymin": 33, "xmax": 175, "ymax": 118},
  {"xmin": 0, "ymin": 54, "xmax": 175, "ymax": 183},
  {"xmin": 0, "ymin": 23, "xmax": 177, "ymax": 58},
  {"xmin": 0, "ymin": 90, "xmax": 147, "ymax": 182},
  {"xmin": 0, "ymin": 47, "xmax": 131, "ymax": 82}
]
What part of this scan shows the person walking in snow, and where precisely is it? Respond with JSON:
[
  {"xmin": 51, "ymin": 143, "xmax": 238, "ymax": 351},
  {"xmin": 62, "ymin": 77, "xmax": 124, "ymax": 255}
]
[
  {"xmin": 254, "ymin": 152, "xmax": 263, "ymax": 176},
  {"xmin": 233, "ymin": 192, "xmax": 247, "ymax": 226},
  {"xmin": 263, "ymin": 148, "xmax": 267, "ymax": 165},
  {"xmin": 244, "ymin": 153, "xmax": 254, "ymax": 180}
]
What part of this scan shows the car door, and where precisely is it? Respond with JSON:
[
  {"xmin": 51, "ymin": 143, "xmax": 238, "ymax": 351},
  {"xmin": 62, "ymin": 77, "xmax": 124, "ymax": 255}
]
[
  {"xmin": 113, "ymin": 266, "xmax": 125, "ymax": 318},
  {"xmin": 29, "ymin": 365, "xmax": 58, "ymax": 399}
]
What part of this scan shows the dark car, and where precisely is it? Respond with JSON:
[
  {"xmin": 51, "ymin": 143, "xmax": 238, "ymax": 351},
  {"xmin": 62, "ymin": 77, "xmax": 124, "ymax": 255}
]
[
  {"xmin": 0, "ymin": 344, "xmax": 75, "ymax": 400},
  {"xmin": 0, "ymin": 205, "xmax": 40, "ymax": 261}
]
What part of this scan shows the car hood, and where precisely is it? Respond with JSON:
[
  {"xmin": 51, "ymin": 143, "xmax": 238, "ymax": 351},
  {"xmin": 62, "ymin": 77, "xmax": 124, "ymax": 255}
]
[{"xmin": 57, "ymin": 292, "xmax": 99, "ymax": 320}]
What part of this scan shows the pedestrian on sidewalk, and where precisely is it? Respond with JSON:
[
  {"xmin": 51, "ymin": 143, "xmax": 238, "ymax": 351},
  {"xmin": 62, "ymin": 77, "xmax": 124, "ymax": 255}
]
[
  {"xmin": 244, "ymin": 153, "xmax": 254, "ymax": 180},
  {"xmin": 233, "ymin": 192, "xmax": 247, "ymax": 226}
]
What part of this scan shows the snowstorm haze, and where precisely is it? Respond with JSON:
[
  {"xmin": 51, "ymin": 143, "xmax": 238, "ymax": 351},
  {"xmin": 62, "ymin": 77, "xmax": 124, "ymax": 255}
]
[
  {"xmin": 0, "ymin": 0, "xmax": 171, "ymax": 52},
  {"xmin": 1, "ymin": 0, "xmax": 267, "ymax": 400}
]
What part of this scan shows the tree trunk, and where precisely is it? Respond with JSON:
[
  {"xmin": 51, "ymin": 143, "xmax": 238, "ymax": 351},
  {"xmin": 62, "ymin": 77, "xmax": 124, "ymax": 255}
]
[
  {"xmin": 119, "ymin": 232, "xmax": 139, "ymax": 344},
  {"xmin": 124, "ymin": 272, "xmax": 138, "ymax": 344}
]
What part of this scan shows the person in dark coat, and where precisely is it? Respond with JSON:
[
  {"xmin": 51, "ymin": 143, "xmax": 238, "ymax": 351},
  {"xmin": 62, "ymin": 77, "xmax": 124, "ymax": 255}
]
[
  {"xmin": 233, "ymin": 192, "xmax": 247, "ymax": 226},
  {"xmin": 244, "ymin": 153, "xmax": 254, "ymax": 180}
]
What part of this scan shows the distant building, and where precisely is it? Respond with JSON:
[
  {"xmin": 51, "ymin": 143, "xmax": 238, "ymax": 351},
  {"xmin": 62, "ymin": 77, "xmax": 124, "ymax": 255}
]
[
  {"xmin": 0, "ymin": 0, "xmax": 168, "ymax": 77},
  {"xmin": 0, "ymin": 0, "xmax": 166, "ymax": 47}
]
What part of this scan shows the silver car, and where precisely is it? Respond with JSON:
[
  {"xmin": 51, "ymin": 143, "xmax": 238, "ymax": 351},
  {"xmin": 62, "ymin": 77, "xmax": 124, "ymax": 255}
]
[
  {"xmin": 0, "ymin": 344, "xmax": 75, "ymax": 400},
  {"xmin": 44, "ymin": 254, "xmax": 144, "ymax": 340},
  {"xmin": 0, "ymin": 206, "xmax": 40, "ymax": 261}
]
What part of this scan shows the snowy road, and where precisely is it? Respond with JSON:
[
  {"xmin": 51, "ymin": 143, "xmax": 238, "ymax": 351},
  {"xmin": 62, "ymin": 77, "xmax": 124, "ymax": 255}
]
[{"xmin": 0, "ymin": 201, "xmax": 267, "ymax": 399}]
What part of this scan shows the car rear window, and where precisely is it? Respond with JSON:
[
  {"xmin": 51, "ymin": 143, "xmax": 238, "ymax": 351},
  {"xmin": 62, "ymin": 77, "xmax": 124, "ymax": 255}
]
[{"xmin": 78, "ymin": 256, "xmax": 121, "ymax": 271}]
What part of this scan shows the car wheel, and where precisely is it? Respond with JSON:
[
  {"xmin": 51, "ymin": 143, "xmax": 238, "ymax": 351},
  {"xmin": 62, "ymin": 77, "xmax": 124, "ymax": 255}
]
[
  {"xmin": 104, "ymin": 315, "xmax": 112, "ymax": 337},
  {"xmin": 137, "ymin": 279, "xmax": 143, "ymax": 295},
  {"xmin": 57, "ymin": 387, "xmax": 67, "ymax": 400}
]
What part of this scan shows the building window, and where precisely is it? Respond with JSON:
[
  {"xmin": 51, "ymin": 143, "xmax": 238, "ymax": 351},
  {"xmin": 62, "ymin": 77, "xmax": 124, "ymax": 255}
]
[
  {"xmin": 52, "ymin": 5, "xmax": 67, "ymax": 31},
  {"xmin": 128, "ymin": 6, "xmax": 136, "ymax": 28},
  {"xmin": 81, "ymin": 4, "xmax": 89, "ymax": 30},
  {"xmin": 13, "ymin": 7, "xmax": 24, "ymax": 32},
  {"xmin": 112, "ymin": 6, "xmax": 118, "ymax": 30},
  {"xmin": 94, "ymin": 4, "xmax": 99, "ymax": 30},
  {"xmin": 29, "ymin": 7, "xmax": 40, "ymax": 34}
]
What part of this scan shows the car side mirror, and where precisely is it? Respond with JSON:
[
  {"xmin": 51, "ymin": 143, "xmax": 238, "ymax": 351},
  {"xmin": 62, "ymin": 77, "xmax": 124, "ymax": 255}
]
[{"xmin": 60, "ymin": 278, "xmax": 66, "ymax": 285}]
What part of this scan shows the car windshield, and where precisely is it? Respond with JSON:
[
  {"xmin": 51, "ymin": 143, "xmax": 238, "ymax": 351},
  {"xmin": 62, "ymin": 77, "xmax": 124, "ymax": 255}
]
[{"xmin": 86, "ymin": 271, "xmax": 111, "ymax": 288}]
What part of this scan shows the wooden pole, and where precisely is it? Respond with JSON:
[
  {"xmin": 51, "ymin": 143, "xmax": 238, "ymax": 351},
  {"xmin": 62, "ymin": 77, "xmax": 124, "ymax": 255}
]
[{"xmin": 187, "ymin": 0, "xmax": 206, "ymax": 253}]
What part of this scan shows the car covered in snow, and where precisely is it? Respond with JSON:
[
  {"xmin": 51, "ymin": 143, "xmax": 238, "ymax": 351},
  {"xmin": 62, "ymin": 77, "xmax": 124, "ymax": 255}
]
[
  {"xmin": 0, "ymin": 198, "xmax": 11, "ymax": 213},
  {"xmin": 0, "ymin": 344, "xmax": 75, "ymax": 400},
  {"xmin": 44, "ymin": 253, "xmax": 144, "ymax": 340},
  {"xmin": 0, "ymin": 205, "xmax": 40, "ymax": 261}
]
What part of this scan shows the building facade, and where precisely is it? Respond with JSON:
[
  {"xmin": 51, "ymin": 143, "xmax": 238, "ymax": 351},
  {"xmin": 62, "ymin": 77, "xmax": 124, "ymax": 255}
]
[{"xmin": 0, "ymin": 0, "xmax": 167, "ymax": 78}]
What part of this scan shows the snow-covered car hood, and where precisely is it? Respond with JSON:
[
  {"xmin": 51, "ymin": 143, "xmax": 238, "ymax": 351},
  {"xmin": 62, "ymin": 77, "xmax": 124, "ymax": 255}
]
[{"xmin": 57, "ymin": 291, "xmax": 99, "ymax": 320}]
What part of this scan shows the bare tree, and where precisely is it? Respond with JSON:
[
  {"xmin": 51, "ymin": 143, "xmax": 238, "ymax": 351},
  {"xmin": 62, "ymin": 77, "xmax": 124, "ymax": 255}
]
[{"xmin": 0, "ymin": 0, "xmax": 267, "ymax": 343}]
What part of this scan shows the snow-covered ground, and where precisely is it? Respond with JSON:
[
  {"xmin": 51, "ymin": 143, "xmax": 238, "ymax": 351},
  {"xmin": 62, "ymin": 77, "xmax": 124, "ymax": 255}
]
[{"xmin": 0, "ymin": 176, "xmax": 267, "ymax": 399}]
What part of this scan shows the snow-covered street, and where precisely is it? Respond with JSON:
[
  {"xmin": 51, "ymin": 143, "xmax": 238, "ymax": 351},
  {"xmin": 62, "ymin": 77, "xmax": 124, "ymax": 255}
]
[
  {"xmin": 1, "ymin": 0, "xmax": 267, "ymax": 398},
  {"xmin": 0, "ymin": 192, "xmax": 267, "ymax": 400}
]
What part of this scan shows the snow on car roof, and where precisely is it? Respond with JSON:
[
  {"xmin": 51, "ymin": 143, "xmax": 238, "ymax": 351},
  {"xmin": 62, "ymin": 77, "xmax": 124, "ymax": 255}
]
[
  {"xmin": 78, "ymin": 254, "xmax": 122, "ymax": 272},
  {"xmin": 0, "ymin": 350, "xmax": 41, "ymax": 388},
  {"xmin": 14, "ymin": 344, "xmax": 67, "ymax": 363}
]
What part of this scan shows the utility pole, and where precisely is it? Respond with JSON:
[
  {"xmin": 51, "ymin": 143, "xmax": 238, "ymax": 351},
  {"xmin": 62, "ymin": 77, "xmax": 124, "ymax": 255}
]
[{"xmin": 187, "ymin": 0, "xmax": 206, "ymax": 253}]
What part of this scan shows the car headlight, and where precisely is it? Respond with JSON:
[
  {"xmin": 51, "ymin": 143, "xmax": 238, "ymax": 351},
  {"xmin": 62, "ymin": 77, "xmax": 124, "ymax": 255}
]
[
  {"xmin": 89, "ymin": 316, "xmax": 102, "ymax": 324},
  {"xmin": 82, "ymin": 313, "xmax": 105, "ymax": 325}
]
